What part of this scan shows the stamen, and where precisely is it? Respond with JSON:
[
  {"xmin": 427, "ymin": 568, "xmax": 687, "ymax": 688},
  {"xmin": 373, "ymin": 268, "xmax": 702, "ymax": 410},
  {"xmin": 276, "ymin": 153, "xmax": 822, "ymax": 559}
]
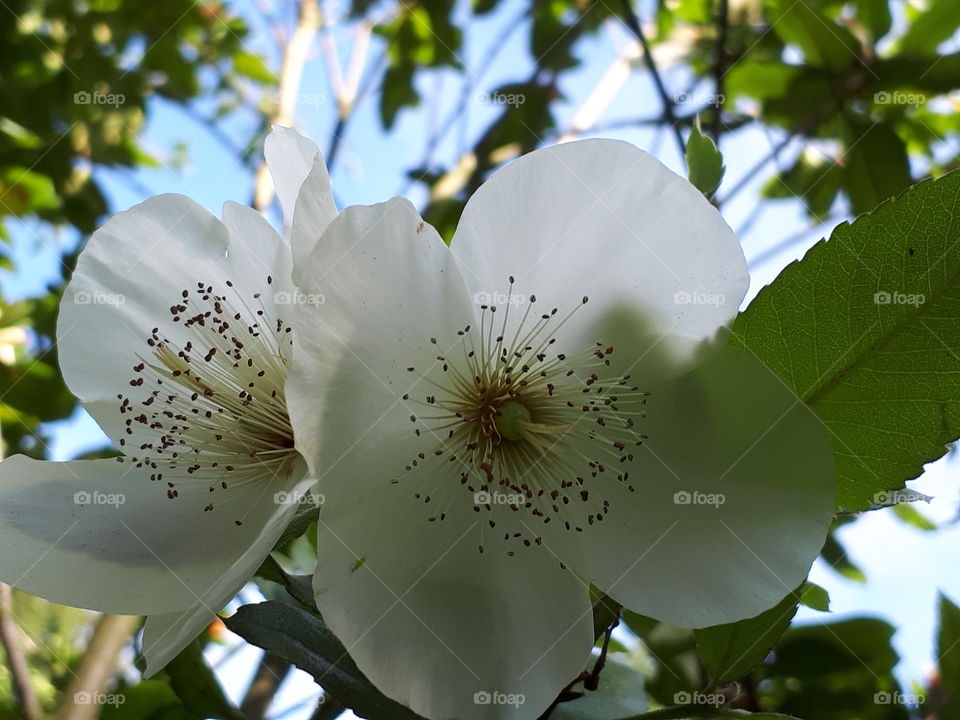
[
  {"xmin": 116, "ymin": 279, "xmax": 298, "ymax": 524},
  {"xmin": 397, "ymin": 279, "xmax": 650, "ymax": 553}
]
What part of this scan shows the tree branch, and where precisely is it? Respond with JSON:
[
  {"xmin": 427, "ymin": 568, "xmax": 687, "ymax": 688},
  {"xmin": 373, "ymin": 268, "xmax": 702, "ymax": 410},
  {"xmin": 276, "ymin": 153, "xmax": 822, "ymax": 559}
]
[
  {"xmin": 252, "ymin": 0, "xmax": 321, "ymax": 212},
  {"xmin": 239, "ymin": 651, "xmax": 292, "ymax": 720},
  {"xmin": 710, "ymin": 0, "xmax": 730, "ymax": 142},
  {"xmin": 55, "ymin": 613, "xmax": 141, "ymax": 720},
  {"xmin": 618, "ymin": 0, "xmax": 687, "ymax": 163},
  {"xmin": 0, "ymin": 583, "xmax": 42, "ymax": 720}
]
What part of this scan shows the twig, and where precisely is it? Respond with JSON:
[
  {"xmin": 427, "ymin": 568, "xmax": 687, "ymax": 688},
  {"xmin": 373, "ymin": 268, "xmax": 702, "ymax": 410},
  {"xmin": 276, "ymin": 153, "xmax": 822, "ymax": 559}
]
[
  {"xmin": 584, "ymin": 619, "xmax": 618, "ymax": 691},
  {"xmin": 718, "ymin": 130, "xmax": 796, "ymax": 205},
  {"xmin": 0, "ymin": 583, "xmax": 42, "ymax": 720},
  {"xmin": 176, "ymin": 103, "xmax": 255, "ymax": 164},
  {"xmin": 417, "ymin": 7, "xmax": 529, "ymax": 171},
  {"xmin": 252, "ymin": 0, "xmax": 322, "ymax": 212},
  {"xmin": 618, "ymin": 0, "xmax": 687, "ymax": 163},
  {"xmin": 55, "ymin": 614, "xmax": 142, "ymax": 720},
  {"xmin": 239, "ymin": 651, "xmax": 292, "ymax": 720},
  {"xmin": 710, "ymin": 0, "xmax": 730, "ymax": 142},
  {"xmin": 325, "ymin": 35, "xmax": 388, "ymax": 172}
]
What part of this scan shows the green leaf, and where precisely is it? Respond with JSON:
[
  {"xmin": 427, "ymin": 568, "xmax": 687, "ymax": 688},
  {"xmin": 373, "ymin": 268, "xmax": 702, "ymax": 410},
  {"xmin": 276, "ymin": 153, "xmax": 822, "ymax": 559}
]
[
  {"xmin": 899, "ymin": 0, "xmax": 960, "ymax": 55},
  {"xmin": 891, "ymin": 502, "xmax": 938, "ymax": 531},
  {"xmin": 855, "ymin": 0, "xmax": 892, "ymax": 40},
  {"xmin": 232, "ymin": 51, "xmax": 277, "ymax": 84},
  {"xmin": 685, "ymin": 117, "xmax": 724, "ymax": 198},
  {"xmin": 256, "ymin": 555, "xmax": 317, "ymax": 610},
  {"xmin": 938, "ymin": 593, "xmax": 960, "ymax": 716},
  {"xmin": 762, "ymin": 153, "xmax": 842, "ymax": 219},
  {"xmin": 590, "ymin": 587, "xmax": 622, "ymax": 641},
  {"xmin": 798, "ymin": 581, "xmax": 830, "ymax": 612},
  {"xmin": 164, "ymin": 641, "xmax": 243, "ymax": 720},
  {"xmin": 732, "ymin": 170, "xmax": 960, "ymax": 511},
  {"xmin": 820, "ymin": 530, "xmax": 867, "ymax": 583},
  {"xmin": 842, "ymin": 122, "xmax": 912, "ymax": 215},
  {"xmin": 763, "ymin": 617, "xmax": 904, "ymax": 719},
  {"xmin": 765, "ymin": 0, "xmax": 859, "ymax": 71},
  {"xmin": 695, "ymin": 587, "xmax": 802, "ymax": 684},
  {"xmin": 224, "ymin": 602, "xmax": 426, "ymax": 720},
  {"xmin": 98, "ymin": 681, "xmax": 189, "ymax": 720},
  {"xmin": 0, "ymin": 167, "xmax": 59, "ymax": 216},
  {"xmin": 379, "ymin": 64, "xmax": 419, "ymax": 129}
]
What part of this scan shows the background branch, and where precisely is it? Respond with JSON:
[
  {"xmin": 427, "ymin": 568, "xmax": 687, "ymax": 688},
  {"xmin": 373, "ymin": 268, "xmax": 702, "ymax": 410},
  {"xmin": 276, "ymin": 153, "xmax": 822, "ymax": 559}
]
[
  {"xmin": 0, "ymin": 583, "xmax": 41, "ymax": 720},
  {"xmin": 252, "ymin": 0, "xmax": 322, "ymax": 211},
  {"xmin": 239, "ymin": 651, "xmax": 293, "ymax": 720},
  {"xmin": 618, "ymin": 0, "xmax": 687, "ymax": 162},
  {"xmin": 54, "ymin": 613, "xmax": 141, "ymax": 720}
]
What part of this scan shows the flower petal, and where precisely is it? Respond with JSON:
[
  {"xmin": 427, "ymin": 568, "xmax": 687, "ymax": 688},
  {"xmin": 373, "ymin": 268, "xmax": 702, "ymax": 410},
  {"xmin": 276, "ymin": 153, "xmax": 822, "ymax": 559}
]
[
  {"xmin": 290, "ymin": 200, "xmax": 593, "ymax": 718},
  {"xmin": 290, "ymin": 155, "xmax": 340, "ymax": 285},
  {"xmin": 286, "ymin": 197, "xmax": 474, "ymax": 477},
  {"xmin": 0, "ymin": 454, "xmax": 309, "ymax": 616},
  {"xmin": 542, "ymin": 339, "xmax": 836, "ymax": 627},
  {"xmin": 313, "ymin": 497, "xmax": 593, "ymax": 720},
  {"xmin": 265, "ymin": 126, "xmax": 336, "ymax": 235},
  {"xmin": 141, "ymin": 468, "xmax": 314, "ymax": 675},
  {"xmin": 58, "ymin": 194, "xmax": 286, "ymax": 447},
  {"xmin": 450, "ymin": 139, "xmax": 748, "ymax": 369}
]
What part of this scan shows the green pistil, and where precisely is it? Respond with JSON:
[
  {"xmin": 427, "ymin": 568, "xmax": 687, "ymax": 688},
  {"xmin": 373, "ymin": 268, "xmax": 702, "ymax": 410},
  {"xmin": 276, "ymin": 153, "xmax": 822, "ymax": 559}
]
[{"xmin": 496, "ymin": 401, "xmax": 531, "ymax": 442}]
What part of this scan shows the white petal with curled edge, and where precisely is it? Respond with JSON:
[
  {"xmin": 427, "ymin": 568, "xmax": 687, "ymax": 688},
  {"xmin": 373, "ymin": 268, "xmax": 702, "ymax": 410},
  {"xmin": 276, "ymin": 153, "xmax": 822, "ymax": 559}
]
[
  {"xmin": 290, "ymin": 154, "xmax": 341, "ymax": 285},
  {"xmin": 0, "ymin": 454, "xmax": 310, "ymax": 616},
  {"xmin": 266, "ymin": 126, "xmax": 337, "ymax": 237}
]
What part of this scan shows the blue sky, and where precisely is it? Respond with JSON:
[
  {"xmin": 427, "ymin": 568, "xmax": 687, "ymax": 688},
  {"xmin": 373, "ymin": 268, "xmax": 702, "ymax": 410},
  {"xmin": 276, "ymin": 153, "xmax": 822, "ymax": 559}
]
[{"xmin": 2, "ymin": 0, "xmax": 957, "ymax": 715}]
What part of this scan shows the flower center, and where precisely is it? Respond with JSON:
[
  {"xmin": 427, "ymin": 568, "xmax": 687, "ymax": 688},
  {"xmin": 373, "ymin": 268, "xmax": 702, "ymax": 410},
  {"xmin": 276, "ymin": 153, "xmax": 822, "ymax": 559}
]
[
  {"xmin": 397, "ymin": 278, "xmax": 650, "ymax": 552},
  {"xmin": 495, "ymin": 401, "xmax": 531, "ymax": 443},
  {"xmin": 116, "ymin": 278, "xmax": 297, "ymax": 524}
]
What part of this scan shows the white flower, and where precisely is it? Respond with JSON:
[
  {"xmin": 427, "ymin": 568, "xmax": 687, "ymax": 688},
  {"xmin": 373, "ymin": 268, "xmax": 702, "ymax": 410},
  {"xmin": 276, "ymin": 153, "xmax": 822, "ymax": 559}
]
[
  {"xmin": 0, "ymin": 126, "xmax": 337, "ymax": 673},
  {"xmin": 286, "ymin": 139, "xmax": 836, "ymax": 720}
]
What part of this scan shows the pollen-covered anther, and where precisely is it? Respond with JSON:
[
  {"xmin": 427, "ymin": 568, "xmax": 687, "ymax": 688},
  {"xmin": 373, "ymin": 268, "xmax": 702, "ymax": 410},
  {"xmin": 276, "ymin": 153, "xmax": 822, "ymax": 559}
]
[
  {"xmin": 116, "ymin": 279, "xmax": 297, "ymax": 520},
  {"xmin": 396, "ymin": 280, "xmax": 650, "ymax": 551}
]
